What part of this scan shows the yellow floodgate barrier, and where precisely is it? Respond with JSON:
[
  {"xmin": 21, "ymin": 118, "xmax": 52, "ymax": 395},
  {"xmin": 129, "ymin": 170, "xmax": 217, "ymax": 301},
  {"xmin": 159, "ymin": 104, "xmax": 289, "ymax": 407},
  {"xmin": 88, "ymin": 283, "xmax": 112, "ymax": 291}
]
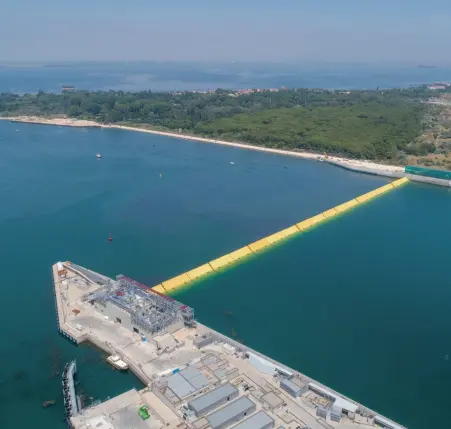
[{"xmin": 153, "ymin": 177, "xmax": 409, "ymax": 294}]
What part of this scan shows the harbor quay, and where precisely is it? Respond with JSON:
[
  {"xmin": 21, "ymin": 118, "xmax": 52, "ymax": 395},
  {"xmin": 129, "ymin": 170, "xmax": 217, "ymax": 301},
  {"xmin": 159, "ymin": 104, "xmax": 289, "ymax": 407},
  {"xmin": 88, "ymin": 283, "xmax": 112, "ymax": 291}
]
[{"xmin": 53, "ymin": 261, "xmax": 406, "ymax": 429}]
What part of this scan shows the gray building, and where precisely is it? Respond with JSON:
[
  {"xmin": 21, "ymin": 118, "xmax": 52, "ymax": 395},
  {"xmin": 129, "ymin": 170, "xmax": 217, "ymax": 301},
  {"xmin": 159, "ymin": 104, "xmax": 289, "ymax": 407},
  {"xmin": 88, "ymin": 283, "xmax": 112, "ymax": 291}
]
[
  {"xmin": 279, "ymin": 378, "xmax": 308, "ymax": 398},
  {"xmin": 206, "ymin": 397, "xmax": 256, "ymax": 429},
  {"xmin": 167, "ymin": 367, "xmax": 210, "ymax": 400},
  {"xmin": 188, "ymin": 383, "xmax": 239, "ymax": 417},
  {"xmin": 230, "ymin": 410, "xmax": 274, "ymax": 429}
]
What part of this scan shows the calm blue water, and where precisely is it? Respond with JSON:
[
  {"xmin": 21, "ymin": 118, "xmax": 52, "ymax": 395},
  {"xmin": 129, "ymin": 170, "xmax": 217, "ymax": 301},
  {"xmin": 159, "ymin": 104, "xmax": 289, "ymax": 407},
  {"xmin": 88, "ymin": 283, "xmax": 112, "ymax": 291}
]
[
  {"xmin": 0, "ymin": 61, "xmax": 450, "ymax": 429},
  {"xmin": 1, "ymin": 61, "xmax": 450, "ymax": 93},
  {"xmin": 0, "ymin": 120, "xmax": 390, "ymax": 428},
  {"xmin": 175, "ymin": 182, "xmax": 451, "ymax": 429}
]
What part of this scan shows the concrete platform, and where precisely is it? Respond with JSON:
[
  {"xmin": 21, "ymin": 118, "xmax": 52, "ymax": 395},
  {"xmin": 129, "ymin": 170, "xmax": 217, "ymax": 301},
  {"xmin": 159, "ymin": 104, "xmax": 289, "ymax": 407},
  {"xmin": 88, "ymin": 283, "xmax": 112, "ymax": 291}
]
[{"xmin": 53, "ymin": 262, "xmax": 407, "ymax": 429}]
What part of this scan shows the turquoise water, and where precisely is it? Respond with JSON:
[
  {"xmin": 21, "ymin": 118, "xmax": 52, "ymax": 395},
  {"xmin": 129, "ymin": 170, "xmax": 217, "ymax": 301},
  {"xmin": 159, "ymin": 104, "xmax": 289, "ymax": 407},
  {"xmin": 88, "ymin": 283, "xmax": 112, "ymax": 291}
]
[
  {"xmin": 174, "ymin": 182, "xmax": 451, "ymax": 429},
  {"xmin": 0, "ymin": 120, "xmax": 447, "ymax": 429}
]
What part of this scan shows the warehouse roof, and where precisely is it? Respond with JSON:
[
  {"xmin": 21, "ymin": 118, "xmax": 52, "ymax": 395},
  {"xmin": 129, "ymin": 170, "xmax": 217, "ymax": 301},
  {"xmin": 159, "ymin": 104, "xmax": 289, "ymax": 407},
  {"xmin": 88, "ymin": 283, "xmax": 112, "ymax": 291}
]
[
  {"xmin": 180, "ymin": 366, "xmax": 210, "ymax": 390},
  {"xmin": 167, "ymin": 366, "xmax": 211, "ymax": 399},
  {"xmin": 207, "ymin": 397, "xmax": 255, "ymax": 429},
  {"xmin": 230, "ymin": 411, "xmax": 274, "ymax": 429},
  {"xmin": 188, "ymin": 383, "xmax": 238, "ymax": 414},
  {"xmin": 167, "ymin": 373, "xmax": 195, "ymax": 398}
]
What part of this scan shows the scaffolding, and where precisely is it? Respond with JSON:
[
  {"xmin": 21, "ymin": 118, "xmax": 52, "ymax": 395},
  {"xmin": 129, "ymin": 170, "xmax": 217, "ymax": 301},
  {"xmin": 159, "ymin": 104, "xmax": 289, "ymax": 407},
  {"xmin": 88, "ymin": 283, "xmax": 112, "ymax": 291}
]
[{"xmin": 91, "ymin": 275, "xmax": 195, "ymax": 336}]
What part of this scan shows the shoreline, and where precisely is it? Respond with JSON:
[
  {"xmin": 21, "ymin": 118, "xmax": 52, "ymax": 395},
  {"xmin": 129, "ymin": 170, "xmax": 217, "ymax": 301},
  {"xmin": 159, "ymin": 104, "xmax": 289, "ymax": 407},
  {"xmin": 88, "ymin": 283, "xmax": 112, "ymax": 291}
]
[{"xmin": 0, "ymin": 115, "xmax": 405, "ymax": 177}]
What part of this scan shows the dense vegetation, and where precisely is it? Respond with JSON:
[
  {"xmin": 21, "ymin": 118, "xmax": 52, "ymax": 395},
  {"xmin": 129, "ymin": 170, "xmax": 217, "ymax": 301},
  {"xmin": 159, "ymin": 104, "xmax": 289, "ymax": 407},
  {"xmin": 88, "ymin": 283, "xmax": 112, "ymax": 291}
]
[{"xmin": 0, "ymin": 86, "xmax": 437, "ymax": 160}]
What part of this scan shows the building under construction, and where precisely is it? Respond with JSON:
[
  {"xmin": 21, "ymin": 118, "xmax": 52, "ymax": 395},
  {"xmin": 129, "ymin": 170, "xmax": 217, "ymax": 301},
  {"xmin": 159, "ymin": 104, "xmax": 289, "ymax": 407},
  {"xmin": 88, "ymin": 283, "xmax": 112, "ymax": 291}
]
[{"xmin": 86, "ymin": 274, "xmax": 195, "ymax": 338}]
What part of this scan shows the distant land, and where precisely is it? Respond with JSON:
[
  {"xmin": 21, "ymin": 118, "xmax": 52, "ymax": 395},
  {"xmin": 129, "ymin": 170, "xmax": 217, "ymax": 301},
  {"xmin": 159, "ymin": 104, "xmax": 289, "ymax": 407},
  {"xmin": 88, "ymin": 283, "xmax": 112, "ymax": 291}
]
[
  {"xmin": 2, "ymin": 61, "xmax": 451, "ymax": 94},
  {"xmin": 1, "ymin": 85, "xmax": 451, "ymax": 169}
]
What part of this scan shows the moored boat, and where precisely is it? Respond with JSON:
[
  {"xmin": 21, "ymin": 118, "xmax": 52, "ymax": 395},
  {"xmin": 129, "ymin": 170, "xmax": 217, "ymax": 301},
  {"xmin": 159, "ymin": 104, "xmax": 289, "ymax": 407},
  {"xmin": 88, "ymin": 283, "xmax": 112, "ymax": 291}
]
[{"xmin": 106, "ymin": 355, "xmax": 128, "ymax": 370}]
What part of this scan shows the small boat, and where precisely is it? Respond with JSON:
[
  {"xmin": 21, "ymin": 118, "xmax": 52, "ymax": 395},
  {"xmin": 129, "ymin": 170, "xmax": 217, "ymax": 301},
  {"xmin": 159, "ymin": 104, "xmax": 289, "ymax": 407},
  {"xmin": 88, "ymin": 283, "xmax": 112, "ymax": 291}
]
[
  {"xmin": 106, "ymin": 355, "xmax": 128, "ymax": 370},
  {"xmin": 96, "ymin": 154, "xmax": 102, "ymax": 159},
  {"xmin": 43, "ymin": 400, "xmax": 56, "ymax": 408},
  {"xmin": 108, "ymin": 233, "xmax": 113, "ymax": 242}
]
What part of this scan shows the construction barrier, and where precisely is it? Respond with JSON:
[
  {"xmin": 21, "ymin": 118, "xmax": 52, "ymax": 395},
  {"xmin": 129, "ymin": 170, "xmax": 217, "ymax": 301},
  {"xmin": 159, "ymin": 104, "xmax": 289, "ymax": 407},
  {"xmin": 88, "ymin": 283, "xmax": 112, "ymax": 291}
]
[{"xmin": 152, "ymin": 177, "xmax": 408, "ymax": 295}]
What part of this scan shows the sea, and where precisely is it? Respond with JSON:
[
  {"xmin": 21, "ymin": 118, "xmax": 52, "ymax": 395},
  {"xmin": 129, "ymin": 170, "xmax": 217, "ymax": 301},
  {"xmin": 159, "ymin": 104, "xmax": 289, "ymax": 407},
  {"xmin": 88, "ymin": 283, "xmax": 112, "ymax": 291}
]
[
  {"xmin": 1, "ymin": 61, "xmax": 451, "ymax": 93},
  {"xmin": 0, "ymin": 64, "xmax": 450, "ymax": 429}
]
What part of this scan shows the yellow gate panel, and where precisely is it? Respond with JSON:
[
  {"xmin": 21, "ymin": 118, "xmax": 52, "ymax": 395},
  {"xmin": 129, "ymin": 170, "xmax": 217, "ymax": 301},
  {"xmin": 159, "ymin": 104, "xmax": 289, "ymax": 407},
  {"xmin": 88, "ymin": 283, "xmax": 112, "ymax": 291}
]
[
  {"xmin": 392, "ymin": 177, "xmax": 408, "ymax": 187},
  {"xmin": 378, "ymin": 184, "xmax": 395, "ymax": 194},
  {"xmin": 356, "ymin": 191, "xmax": 375, "ymax": 203},
  {"xmin": 154, "ymin": 177, "xmax": 408, "ymax": 294},
  {"xmin": 228, "ymin": 246, "xmax": 252, "ymax": 262},
  {"xmin": 152, "ymin": 284, "xmax": 167, "ymax": 294},
  {"xmin": 296, "ymin": 218, "xmax": 314, "ymax": 231},
  {"xmin": 334, "ymin": 199, "xmax": 358, "ymax": 213},
  {"xmin": 248, "ymin": 238, "xmax": 270, "ymax": 252},
  {"xmin": 186, "ymin": 264, "xmax": 213, "ymax": 281},
  {"xmin": 209, "ymin": 254, "xmax": 234, "ymax": 271},
  {"xmin": 266, "ymin": 226, "xmax": 297, "ymax": 244},
  {"xmin": 266, "ymin": 232, "xmax": 283, "ymax": 244},
  {"xmin": 162, "ymin": 273, "xmax": 190, "ymax": 292},
  {"xmin": 280, "ymin": 225, "xmax": 299, "ymax": 237},
  {"xmin": 296, "ymin": 213, "xmax": 326, "ymax": 231},
  {"xmin": 322, "ymin": 208, "xmax": 338, "ymax": 219}
]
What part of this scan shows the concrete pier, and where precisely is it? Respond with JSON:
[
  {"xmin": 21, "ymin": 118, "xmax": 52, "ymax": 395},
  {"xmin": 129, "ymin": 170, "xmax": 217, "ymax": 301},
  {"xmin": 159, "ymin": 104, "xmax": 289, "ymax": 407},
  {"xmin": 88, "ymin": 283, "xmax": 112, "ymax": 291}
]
[
  {"xmin": 54, "ymin": 262, "xmax": 407, "ymax": 429},
  {"xmin": 62, "ymin": 360, "xmax": 79, "ymax": 420}
]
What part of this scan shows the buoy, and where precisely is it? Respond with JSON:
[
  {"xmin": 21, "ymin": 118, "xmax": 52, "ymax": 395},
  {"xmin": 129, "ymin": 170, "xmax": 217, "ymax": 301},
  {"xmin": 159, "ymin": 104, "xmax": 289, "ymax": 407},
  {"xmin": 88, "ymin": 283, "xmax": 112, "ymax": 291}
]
[{"xmin": 108, "ymin": 233, "xmax": 113, "ymax": 242}]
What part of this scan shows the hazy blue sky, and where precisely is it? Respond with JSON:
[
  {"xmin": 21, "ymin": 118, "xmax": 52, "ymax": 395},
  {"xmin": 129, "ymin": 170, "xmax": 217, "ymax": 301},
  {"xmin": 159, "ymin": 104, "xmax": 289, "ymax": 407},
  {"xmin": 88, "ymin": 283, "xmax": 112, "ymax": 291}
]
[{"xmin": 1, "ymin": 0, "xmax": 450, "ymax": 63}]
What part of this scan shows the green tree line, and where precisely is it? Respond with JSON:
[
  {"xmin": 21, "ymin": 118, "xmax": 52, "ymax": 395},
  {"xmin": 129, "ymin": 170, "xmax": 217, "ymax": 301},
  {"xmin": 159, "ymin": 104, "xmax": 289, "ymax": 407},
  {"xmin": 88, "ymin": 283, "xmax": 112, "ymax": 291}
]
[{"xmin": 0, "ymin": 86, "xmax": 435, "ymax": 160}]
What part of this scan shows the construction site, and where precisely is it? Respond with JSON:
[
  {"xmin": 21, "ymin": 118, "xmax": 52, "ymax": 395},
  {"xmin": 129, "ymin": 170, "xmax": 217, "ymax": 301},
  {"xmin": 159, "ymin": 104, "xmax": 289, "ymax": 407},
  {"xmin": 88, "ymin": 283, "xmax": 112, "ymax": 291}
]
[{"xmin": 53, "ymin": 261, "xmax": 407, "ymax": 429}]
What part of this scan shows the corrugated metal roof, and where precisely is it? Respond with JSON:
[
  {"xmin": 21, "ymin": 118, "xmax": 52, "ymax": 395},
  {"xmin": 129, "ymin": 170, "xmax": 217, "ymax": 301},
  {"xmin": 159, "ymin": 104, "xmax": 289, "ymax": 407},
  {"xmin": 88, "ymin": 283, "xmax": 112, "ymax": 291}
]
[
  {"xmin": 167, "ymin": 373, "xmax": 195, "ymax": 398},
  {"xmin": 180, "ymin": 366, "xmax": 210, "ymax": 390},
  {"xmin": 207, "ymin": 397, "xmax": 255, "ymax": 429},
  {"xmin": 180, "ymin": 366, "xmax": 201, "ymax": 381},
  {"xmin": 188, "ymin": 383, "xmax": 238, "ymax": 414},
  {"xmin": 230, "ymin": 411, "xmax": 274, "ymax": 429}
]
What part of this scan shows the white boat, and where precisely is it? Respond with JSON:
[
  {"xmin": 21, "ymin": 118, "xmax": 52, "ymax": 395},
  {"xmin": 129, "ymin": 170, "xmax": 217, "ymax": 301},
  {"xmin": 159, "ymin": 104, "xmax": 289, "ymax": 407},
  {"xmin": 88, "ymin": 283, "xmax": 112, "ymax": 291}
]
[
  {"xmin": 96, "ymin": 154, "xmax": 102, "ymax": 159},
  {"xmin": 106, "ymin": 355, "xmax": 128, "ymax": 370}
]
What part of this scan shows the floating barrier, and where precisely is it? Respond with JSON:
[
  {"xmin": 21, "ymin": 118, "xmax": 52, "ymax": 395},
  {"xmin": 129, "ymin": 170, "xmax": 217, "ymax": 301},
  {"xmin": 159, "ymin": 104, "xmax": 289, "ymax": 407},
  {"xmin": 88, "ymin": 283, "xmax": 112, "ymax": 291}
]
[
  {"xmin": 187, "ymin": 263, "xmax": 214, "ymax": 281},
  {"xmin": 153, "ymin": 177, "xmax": 408, "ymax": 295}
]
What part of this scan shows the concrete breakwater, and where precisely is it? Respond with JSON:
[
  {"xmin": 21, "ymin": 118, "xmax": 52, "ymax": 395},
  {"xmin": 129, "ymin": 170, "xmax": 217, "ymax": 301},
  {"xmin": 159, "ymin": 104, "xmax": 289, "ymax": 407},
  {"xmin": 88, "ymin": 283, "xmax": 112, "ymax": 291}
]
[
  {"xmin": 325, "ymin": 159, "xmax": 405, "ymax": 178},
  {"xmin": 327, "ymin": 159, "xmax": 451, "ymax": 188},
  {"xmin": 152, "ymin": 177, "xmax": 409, "ymax": 295}
]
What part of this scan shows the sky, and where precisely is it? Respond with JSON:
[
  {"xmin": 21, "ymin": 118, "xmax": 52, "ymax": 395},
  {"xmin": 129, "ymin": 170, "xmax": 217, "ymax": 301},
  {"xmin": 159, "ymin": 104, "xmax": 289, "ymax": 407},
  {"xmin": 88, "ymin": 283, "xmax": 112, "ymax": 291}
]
[{"xmin": 1, "ymin": 0, "xmax": 450, "ymax": 64}]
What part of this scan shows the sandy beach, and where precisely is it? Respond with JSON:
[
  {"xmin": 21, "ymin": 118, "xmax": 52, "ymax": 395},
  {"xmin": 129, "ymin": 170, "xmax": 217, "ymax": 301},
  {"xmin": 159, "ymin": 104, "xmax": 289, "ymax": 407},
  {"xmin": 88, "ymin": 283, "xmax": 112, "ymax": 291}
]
[{"xmin": 0, "ymin": 116, "xmax": 405, "ymax": 177}]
